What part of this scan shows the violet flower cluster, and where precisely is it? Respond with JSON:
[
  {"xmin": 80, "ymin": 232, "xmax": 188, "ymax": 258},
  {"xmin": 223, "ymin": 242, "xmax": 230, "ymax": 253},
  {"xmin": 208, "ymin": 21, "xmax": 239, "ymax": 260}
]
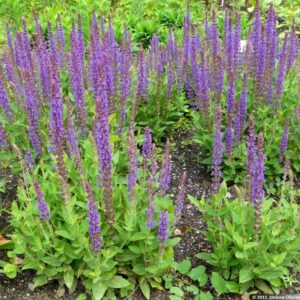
[
  {"xmin": 158, "ymin": 211, "xmax": 169, "ymax": 244},
  {"xmin": 33, "ymin": 179, "xmax": 50, "ymax": 221},
  {"xmin": 159, "ymin": 140, "xmax": 172, "ymax": 196},
  {"xmin": 127, "ymin": 130, "xmax": 138, "ymax": 200},
  {"xmin": 279, "ymin": 119, "xmax": 289, "ymax": 162},
  {"xmin": 142, "ymin": 127, "xmax": 152, "ymax": 168},
  {"xmin": 84, "ymin": 180, "xmax": 102, "ymax": 252},
  {"xmin": 212, "ymin": 106, "xmax": 223, "ymax": 194},
  {"xmin": 174, "ymin": 171, "xmax": 187, "ymax": 222}
]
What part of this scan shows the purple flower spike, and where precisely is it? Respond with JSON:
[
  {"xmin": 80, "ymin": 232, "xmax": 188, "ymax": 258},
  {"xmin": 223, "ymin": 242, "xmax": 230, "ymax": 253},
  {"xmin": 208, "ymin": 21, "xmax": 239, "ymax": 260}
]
[
  {"xmin": 48, "ymin": 21, "xmax": 59, "ymax": 69},
  {"xmin": 212, "ymin": 106, "xmax": 223, "ymax": 193},
  {"xmin": 84, "ymin": 181, "xmax": 102, "ymax": 253},
  {"xmin": 182, "ymin": 9, "xmax": 191, "ymax": 79},
  {"xmin": 251, "ymin": 2, "xmax": 261, "ymax": 72},
  {"xmin": 190, "ymin": 34, "xmax": 201, "ymax": 108},
  {"xmin": 216, "ymin": 54, "xmax": 224, "ymax": 95},
  {"xmin": 225, "ymin": 10, "xmax": 234, "ymax": 72},
  {"xmin": 0, "ymin": 124, "xmax": 8, "ymax": 149},
  {"xmin": 56, "ymin": 14, "xmax": 66, "ymax": 68},
  {"xmin": 66, "ymin": 103, "xmax": 79, "ymax": 155},
  {"xmin": 146, "ymin": 178, "xmax": 155, "ymax": 230},
  {"xmin": 69, "ymin": 21, "xmax": 87, "ymax": 134},
  {"xmin": 6, "ymin": 24, "xmax": 14, "ymax": 58},
  {"xmin": 142, "ymin": 127, "xmax": 152, "ymax": 168},
  {"xmin": 119, "ymin": 29, "xmax": 132, "ymax": 134},
  {"xmin": 158, "ymin": 211, "xmax": 169, "ymax": 244},
  {"xmin": 265, "ymin": 4, "xmax": 277, "ymax": 87},
  {"xmin": 159, "ymin": 140, "xmax": 172, "ymax": 196},
  {"xmin": 287, "ymin": 19, "xmax": 298, "ymax": 71},
  {"xmin": 49, "ymin": 46, "xmax": 68, "ymax": 183},
  {"xmin": 211, "ymin": 10, "xmax": 219, "ymax": 59},
  {"xmin": 234, "ymin": 11, "xmax": 241, "ymax": 69},
  {"xmin": 251, "ymin": 132, "xmax": 265, "ymax": 206},
  {"xmin": 33, "ymin": 180, "xmax": 50, "ymax": 221},
  {"xmin": 136, "ymin": 49, "xmax": 148, "ymax": 101},
  {"xmin": 225, "ymin": 122, "xmax": 233, "ymax": 155},
  {"xmin": 49, "ymin": 50, "xmax": 65, "ymax": 157},
  {"xmin": 226, "ymin": 71, "xmax": 235, "ymax": 116},
  {"xmin": 151, "ymin": 144, "xmax": 159, "ymax": 182},
  {"xmin": 175, "ymin": 171, "xmax": 187, "ymax": 222},
  {"xmin": 77, "ymin": 14, "xmax": 85, "ymax": 70},
  {"xmin": 23, "ymin": 69, "xmax": 42, "ymax": 156},
  {"xmin": 276, "ymin": 33, "xmax": 288, "ymax": 102},
  {"xmin": 127, "ymin": 131, "xmax": 138, "ymax": 200},
  {"xmin": 0, "ymin": 71, "xmax": 13, "ymax": 120},
  {"xmin": 199, "ymin": 50, "xmax": 209, "ymax": 113},
  {"xmin": 256, "ymin": 25, "xmax": 266, "ymax": 99},
  {"xmin": 166, "ymin": 59, "xmax": 175, "ymax": 99},
  {"xmin": 25, "ymin": 149, "xmax": 35, "ymax": 172},
  {"xmin": 279, "ymin": 119, "xmax": 289, "ymax": 161},
  {"xmin": 234, "ymin": 72, "xmax": 248, "ymax": 141},
  {"xmin": 21, "ymin": 18, "xmax": 34, "ymax": 71},
  {"xmin": 246, "ymin": 116, "xmax": 257, "ymax": 195},
  {"xmin": 94, "ymin": 93, "xmax": 115, "ymax": 224}
]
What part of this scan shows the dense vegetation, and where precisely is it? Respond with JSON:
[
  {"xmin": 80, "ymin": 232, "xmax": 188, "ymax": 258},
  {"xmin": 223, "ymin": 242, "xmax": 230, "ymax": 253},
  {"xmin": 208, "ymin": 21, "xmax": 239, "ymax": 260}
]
[{"xmin": 0, "ymin": 0, "xmax": 299, "ymax": 299}]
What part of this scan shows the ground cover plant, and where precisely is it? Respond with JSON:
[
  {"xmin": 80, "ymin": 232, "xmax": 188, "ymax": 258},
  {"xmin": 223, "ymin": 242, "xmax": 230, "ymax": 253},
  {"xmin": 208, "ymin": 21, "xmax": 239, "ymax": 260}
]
[{"xmin": 0, "ymin": 0, "xmax": 299, "ymax": 299}]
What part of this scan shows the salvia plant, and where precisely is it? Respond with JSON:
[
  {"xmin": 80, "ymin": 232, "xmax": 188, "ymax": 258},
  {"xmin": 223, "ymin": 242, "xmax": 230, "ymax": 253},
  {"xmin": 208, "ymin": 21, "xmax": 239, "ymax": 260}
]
[
  {"xmin": 190, "ymin": 127, "xmax": 300, "ymax": 294},
  {"xmin": 0, "ymin": 12, "xmax": 189, "ymax": 299},
  {"xmin": 189, "ymin": 180, "xmax": 300, "ymax": 295},
  {"xmin": 0, "ymin": 1, "xmax": 299, "ymax": 298},
  {"xmin": 190, "ymin": 3, "xmax": 299, "ymax": 193},
  {"xmin": 5, "ymin": 126, "xmax": 184, "ymax": 299}
]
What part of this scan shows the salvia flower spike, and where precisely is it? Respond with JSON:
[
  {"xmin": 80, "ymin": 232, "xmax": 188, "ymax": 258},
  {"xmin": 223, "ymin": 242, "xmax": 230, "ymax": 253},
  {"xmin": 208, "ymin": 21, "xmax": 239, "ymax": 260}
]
[
  {"xmin": 33, "ymin": 180, "xmax": 50, "ymax": 221},
  {"xmin": 84, "ymin": 180, "xmax": 102, "ymax": 253},
  {"xmin": 212, "ymin": 106, "xmax": 223, "ymax": 193},
  {"xmin": 158, "ymin": 210, "xmax": 169, "ymax": 245}
]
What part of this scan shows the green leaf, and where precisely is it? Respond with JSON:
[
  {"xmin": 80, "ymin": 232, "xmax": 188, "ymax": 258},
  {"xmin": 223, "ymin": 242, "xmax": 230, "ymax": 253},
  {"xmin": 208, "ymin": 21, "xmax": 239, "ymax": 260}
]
[
  {"xmin": 188, "ymin": 266, "xmax": 207, "ymax": 286},
  {"xmin": 187, "ymin": 195, "xmax": 201, "ymax": 209},
  {"xmin": 170, "ymin": 286, "xmax": 184, "ymax": 297},
  {"xmin": 42, "ymin": 256, "xmax": 61, "ymax": 267},
  {"xmin": 175, "ymin": 259, "xmax": 191, "ymax": 274},
  {"xmin": 75, "ymin": 294, "xmax": 87, "ymax": 300},
  {"xmin": 3, "ymin": 263, "xmax": 17, "ymax": 278},
  {"xmin": 169, "ymin": 296, "xmax": 182, "ymax": 300},
  {"xmin": 56, "ymin": 230, "xmax": 74, "ymax": 240},
  {"xmin": 108, "ymin": 276, "xmax": 130, "ymax": 288},
  {"xmin": 130, "ymin": 232, "xmax": 147, "ymax": 241},
  {"xmin": 186, "ymin": 285, "xmax": 199, "ymax": 295},
  {"xmin": 195, "ymin": 252, "xmax": 212, "ymax": 261},
  {"xmin": 92, "ymin": 282, "xmax": 107, "ymax": 300},
  {"xmin": 225, "ymin": 281, "xmax": 240, "ymax": 293},
  {"xmin": 235, "ymin": 251, "xmax": 245, "ymax": 259},
  {"xmin": 244, "ymin": 242, "xmax": 259, "ymax": 250},
  {"xmin": 199, "ymin": 291, "xmax": 213, "ymax": 300},
  {"xmin": 232, "ymin": 232, "xmax": 243, "ymax": 248},
  {"xmin": 239, "ymin": 265, "xmax": 254, "ymax": 284},
  {"xmin": 139, "ymin": 278, "xmax": 150, "ymax": 300},
  {"xmin": 133, "ymin": 264, "xmax": 147, "ymax": 275},
  {"xmin": 211, "ymin": 272, "xmax": 227, "ymax": 295},
  {"xmin": 272, "ymin": 252, "xmax": 287, "ymax": 265},
  {"xmin": 33, "ymin": 275, "xmax": 48, "ymax": 288},
  {"xmin": 255, "ymin": 279, "xmax": 274, "ymax": 294},
  {"xmin": 64, "ymin": 267, "xmax": 74, "ymax": 289},
  {"xmin": 167, "ymin": 237, "xmax": 181, "ymax": 247}
]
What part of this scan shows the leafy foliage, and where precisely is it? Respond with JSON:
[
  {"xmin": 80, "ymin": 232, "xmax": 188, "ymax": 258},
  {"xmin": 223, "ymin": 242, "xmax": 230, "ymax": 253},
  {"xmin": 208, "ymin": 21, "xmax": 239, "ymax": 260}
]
[
  {"xmin": 3, "ymin": 134, "xmax": 179, "ymax": 299},
  {"xmin": 189, "ymin": 183, "xmax": 300, "ymax": 295}
]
